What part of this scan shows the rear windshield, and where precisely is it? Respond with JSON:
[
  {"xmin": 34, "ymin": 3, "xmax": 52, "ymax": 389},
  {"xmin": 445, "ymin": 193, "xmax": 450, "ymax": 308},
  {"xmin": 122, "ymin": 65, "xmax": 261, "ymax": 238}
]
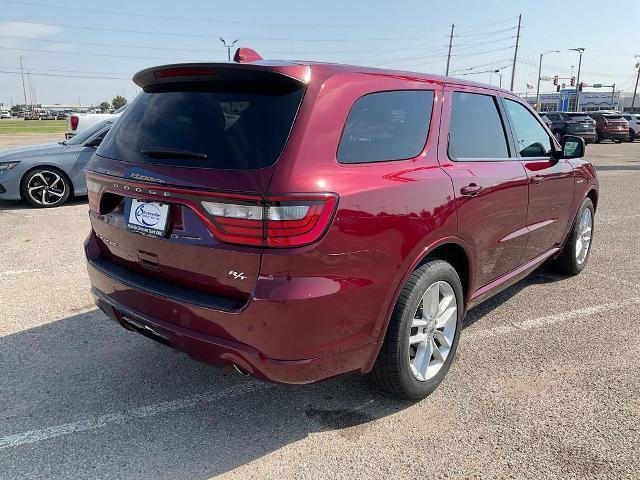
[
  {"xmin": 604, "ymin": 114, "xmax": 623, "ymax": 120},
  {"xmin": 566, "ymin": 113, "xmax": 593, "ymax": 121},
  {"xmin": 97, "ymin": 82, "xmax": 305, "ymax": 169}
]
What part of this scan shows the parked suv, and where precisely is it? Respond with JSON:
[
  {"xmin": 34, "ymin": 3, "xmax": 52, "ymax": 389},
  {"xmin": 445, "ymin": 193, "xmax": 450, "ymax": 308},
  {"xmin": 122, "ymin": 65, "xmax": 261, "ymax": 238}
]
[
  {"xmin": 538, "ymin": 111, "xmax": 596, "ymax": 143},
  {"xmin": 84, "ymin": 54, "xmax": 598, "ymax": 399},
  {"xmin": 622, "ymin": 113, "xmax": 640, "ymax": 141},
  {"xmin": 588, "ymin": 112, "xmax": 629, "ymax": 142}
]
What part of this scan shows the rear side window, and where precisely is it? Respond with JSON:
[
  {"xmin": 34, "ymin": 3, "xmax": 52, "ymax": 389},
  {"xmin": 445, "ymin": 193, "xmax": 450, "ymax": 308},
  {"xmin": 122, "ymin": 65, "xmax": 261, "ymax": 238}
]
[
  {"xmin": 504, "ymin": 99, "xmax": 553, "ymax": 158},
  {"xmin": 97, "ymin": 82, "xmax": 304, "ymax": 170},
  {"xmin": 449, "ymin": 92, "xmax": 509, "ymax": 160},
  {"xmin": 337, "ymin": 90, "xmax": 434, "ymax": 164}
]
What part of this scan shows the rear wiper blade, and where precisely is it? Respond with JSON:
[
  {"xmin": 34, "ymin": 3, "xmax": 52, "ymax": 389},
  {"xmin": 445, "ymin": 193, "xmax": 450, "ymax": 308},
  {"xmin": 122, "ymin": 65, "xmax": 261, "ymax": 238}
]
[{"xmin": 141, "ymin": 147, "xmax": 208, "ymax": 160}]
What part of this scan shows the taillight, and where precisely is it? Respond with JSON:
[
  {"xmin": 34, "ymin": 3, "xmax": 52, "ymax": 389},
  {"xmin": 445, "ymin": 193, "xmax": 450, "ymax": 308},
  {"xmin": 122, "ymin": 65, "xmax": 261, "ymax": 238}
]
[
  {"xmin": 154, "ymin": 67, "xmax": 217, "ymax": 79},
  {"xmin": 201, "ymin": 194, "xmax": 337, "ymax": 248},
  {"xmin": 70, "ymin": 115, "xmax": 79, "ymax": 130}
]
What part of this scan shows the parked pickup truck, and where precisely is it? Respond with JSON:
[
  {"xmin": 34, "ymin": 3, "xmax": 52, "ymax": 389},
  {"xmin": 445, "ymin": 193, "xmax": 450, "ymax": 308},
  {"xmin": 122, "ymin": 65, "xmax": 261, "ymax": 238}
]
[{"xmin": 66, "ymin": 105, "xmax": 126, "ymax": 138}]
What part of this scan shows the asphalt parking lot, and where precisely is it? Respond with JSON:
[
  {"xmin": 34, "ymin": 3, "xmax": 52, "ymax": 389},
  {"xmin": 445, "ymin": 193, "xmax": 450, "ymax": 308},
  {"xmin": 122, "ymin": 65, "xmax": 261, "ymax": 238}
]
[{"xmin": 0, "ymin": 137, "xmax": 639, "ymax": 479}]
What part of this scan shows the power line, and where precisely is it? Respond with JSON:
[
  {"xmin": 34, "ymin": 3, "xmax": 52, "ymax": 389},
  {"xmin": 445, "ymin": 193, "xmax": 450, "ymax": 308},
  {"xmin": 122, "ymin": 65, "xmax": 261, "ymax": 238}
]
[
  {"xmin": 450, "ymin": 58, "xmax": 513, "ymax": 74},
  {"xmin": 0, "ymin": 35, "xmax": 224, "ymax": 54},
  {"xmin": 0, "ymin": 0, "xmax": 447, "ymax": 30},
  {"xmin": 0, "ymin": 65, "xmax": 132, "ymax": 76},
  {"xmin": 0, "ymin": 45, "xmax": 185, "ymax": 62},
  {"xmin": 0, "ymin": 34, "xmax": 453, "ymax": 57},
  {"xmin": 0, "ymin": 69, "xmax": 129, "ymax": 80},
  {"xmin": 1, "ymin": 20, "xmax": 448, "ymax": 42}
]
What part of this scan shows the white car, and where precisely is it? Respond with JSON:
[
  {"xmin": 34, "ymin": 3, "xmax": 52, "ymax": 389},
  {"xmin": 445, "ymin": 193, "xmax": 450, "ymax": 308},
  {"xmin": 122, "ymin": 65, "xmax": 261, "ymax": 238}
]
[
  {"xmin": 66, "ymin": 104, "xmax": 126, "ymax": 138},
  {"xmin": 0, "ymin": 110, "xmax": 11, "ymax": 119},
  {"xmin": 622, "ymin": 113, "xmax": 640, "ymax": 141}
]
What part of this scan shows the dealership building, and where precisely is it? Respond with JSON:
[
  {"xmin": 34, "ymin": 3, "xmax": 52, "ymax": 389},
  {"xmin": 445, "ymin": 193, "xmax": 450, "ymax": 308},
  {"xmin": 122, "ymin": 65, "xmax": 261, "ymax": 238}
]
[{"xmin": 523, "ymin": 90, "xmax": 638, "ymax": 113}]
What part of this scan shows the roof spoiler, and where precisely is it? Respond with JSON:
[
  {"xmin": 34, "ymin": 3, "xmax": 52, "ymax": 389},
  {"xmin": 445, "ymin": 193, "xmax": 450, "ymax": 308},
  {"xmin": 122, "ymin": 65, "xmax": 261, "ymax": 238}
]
[
  {"xmin": 132, "ymin": 62, "xmax": 310, "ymax": 90},
  {"xmin": 233, "ymin": 48, "xmax": 263, "ymax": 64}
]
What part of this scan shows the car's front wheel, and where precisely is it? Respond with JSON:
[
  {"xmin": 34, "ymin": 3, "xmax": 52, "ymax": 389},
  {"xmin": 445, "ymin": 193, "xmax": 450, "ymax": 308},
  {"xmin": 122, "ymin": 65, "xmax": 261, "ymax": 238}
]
[
  {"xmin": 553, "ymin": 197, "xmax": 594, "ymax": 275},
  {"xmin": 372, "ymin": 259, "xmax": 463, "ymax": 400},
  {"xmin": 20, "ymin": 167, "xmax": 71, "ymax": 208}
]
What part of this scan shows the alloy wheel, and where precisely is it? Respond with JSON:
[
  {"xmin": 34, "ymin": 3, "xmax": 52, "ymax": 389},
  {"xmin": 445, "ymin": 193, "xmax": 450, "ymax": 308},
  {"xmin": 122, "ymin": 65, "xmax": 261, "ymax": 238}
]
[
  {"xmin": 408, "ymin": 281, "xmax": 457, "ymax": 381},
  {"xmin": 26, "ymin": 171, "xmax": 66, "ymax": 206},
  {"xmin": 575, "ymin": 208, "xmax": 593, "ymax": 265}
]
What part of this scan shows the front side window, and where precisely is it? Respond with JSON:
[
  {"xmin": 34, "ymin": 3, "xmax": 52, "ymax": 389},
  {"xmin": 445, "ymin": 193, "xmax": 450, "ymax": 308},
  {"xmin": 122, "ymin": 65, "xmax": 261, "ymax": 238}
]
[
  {"xmin": 504, "ymin": 99, "xmax": 553, "ymax": 158},
  {"xmin": 337, "ymin": 90, "xmax": 434, "ymax": 164},
  {"xmin": 449, "ymin": 92, "xmax": 509, "ymax": 160}
]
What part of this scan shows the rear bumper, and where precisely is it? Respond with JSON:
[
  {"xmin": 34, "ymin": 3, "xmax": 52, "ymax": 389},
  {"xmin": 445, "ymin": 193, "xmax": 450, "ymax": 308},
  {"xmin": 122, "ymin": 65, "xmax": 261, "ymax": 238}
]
[
  {"xmin": 600, "ymin": 130, "xmax": 628, "ymax": 140},
  {"xmin": 91, "ymin": 284, "xmax": 377, "ymax": 384},
  {"xmin": 85, "ymin": 230, "xmax": 382, "ymax": 384}
]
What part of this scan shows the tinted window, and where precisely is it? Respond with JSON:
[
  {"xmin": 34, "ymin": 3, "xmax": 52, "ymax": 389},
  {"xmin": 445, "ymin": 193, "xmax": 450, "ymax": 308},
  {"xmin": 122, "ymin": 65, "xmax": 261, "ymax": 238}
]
[
  {"xmin": 98, "ymin": 83, "xmax": 304, "ymax": 170},
  {"xmin": 566, "ymin": 113, "xmax": 593, "ymax": 121},
  {"xmin": 547, "ymin": 114, "xmax": 561, "ymax": 121},
  {"xmin": 66, "ymin": 120, "xmax": 113, "ymax": 145},
  {"xmin": 504, "ymin": 99, "xmax": 553, "ymax": 158},
  {"xmin": 337, "ymin": 91, "xmax": 433, "ymax": 163},
  {"xmin": 449, "ymin": 92, "xmax": 509, "ymax": 159}
]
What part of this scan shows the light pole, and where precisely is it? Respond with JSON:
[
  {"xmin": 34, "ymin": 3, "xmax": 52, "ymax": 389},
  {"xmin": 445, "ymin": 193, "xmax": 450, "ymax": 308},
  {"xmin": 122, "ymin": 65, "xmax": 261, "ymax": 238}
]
[
  {"xmin": 631, "ymin": 55, "xmax": 640, "ymax": 111},
  {"xmin": 535, "ymin": 50, "xmax": 560, "ymax": 112},
  {"xmin": 569, "ymin": 48, "xmax": 585, "ymax": 111},
  {"xmin": 219, "ymin": 38, "xmax": 239, "ymax": 62},
  {"xmin": 494, "ymin": 69, "xmax": 503, "ymax": 88}
]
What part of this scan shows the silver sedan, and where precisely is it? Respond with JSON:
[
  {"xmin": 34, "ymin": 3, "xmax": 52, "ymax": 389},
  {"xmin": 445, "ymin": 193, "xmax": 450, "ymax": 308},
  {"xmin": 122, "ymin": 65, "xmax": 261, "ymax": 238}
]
[{"xmin": 0, "ymin": 119, "xmax": 113, "ymax": 207}]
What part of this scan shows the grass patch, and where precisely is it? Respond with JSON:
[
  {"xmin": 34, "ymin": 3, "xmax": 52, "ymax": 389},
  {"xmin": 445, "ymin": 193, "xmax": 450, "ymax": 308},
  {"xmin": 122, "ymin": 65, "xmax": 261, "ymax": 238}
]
[{"xmin": 0, "ymin": 119, "xmax": 67, "ymax": 135}]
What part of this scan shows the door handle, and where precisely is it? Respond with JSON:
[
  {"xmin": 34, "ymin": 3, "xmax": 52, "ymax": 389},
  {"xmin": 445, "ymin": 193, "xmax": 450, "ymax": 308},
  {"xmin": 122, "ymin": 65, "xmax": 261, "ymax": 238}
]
[
  {"xmin": 460, "ymin": 184, "xmax": 482, "ymax": 197},
  {"xmin": 530, "ymin": 175, "xmax": 544, "ymax": 185}
]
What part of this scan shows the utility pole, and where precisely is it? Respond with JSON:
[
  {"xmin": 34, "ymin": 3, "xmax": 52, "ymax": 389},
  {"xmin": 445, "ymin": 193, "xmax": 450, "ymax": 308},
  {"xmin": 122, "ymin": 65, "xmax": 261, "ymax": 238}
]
[
  {"xmin": 510, "ymin": 14, "xmax": 521, "ymax": 91},
  {"xmin": 445, "ymin": 23, "xmax": 455, "ymax": 76},
  {"xmin": 632, "ymin": 56, "xmax": 640, "ymax": 110},
  {"xmin": 27, "ymin": 71, "xmax": 33, "ymax": 112},
  {"xmin": 19, "ymin": 57, "xmax": 27, "ymax": 111},
  {"xmin": 570, "ymin": 48, "xmax": 584, "ymax": 111},
  {"xmin": 611, "ymin": 83, "xmax": 616, "ymax": 108},
  {"xmin": 219, "ymin": 37, "xmax": 239, "ymax": 62},
  {"xmin": 535, "ymin": 50, "xmax": 559, "ymax": 112}
]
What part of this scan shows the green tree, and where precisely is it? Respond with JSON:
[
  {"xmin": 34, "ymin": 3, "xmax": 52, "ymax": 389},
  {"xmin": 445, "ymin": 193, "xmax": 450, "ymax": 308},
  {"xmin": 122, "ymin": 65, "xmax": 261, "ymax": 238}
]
[
  {"xmin": 111, "ymin": 95, "xmax": 127, "ymax": 110},
  {"xmin": 99, "ymin": 101, "xmax": 111, "ymax": 113}
]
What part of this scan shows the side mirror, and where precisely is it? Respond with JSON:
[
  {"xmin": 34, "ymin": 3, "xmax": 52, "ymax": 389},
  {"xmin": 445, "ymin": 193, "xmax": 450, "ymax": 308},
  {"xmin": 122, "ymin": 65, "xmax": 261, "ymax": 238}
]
[{"xmin": 560, "ymin": 135, "xmax": 585, "ymax": 159}]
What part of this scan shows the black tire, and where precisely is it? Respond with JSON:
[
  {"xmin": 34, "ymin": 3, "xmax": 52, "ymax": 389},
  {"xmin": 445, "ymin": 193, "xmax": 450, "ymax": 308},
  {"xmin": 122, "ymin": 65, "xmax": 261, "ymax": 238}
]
[
  {"xmin": 553, "ymin": 130, "xmax": 563, "ymax": 143},
  {"xmin": 372, "ymin": 259, "xmax": 464, "ymax": 400},
  {"xmin": 627, "ymin": 129, "xmax": 636, "ymax": 142},
  {"xmin": 20, "ymin": 167, "xmax": 71, "ymax": 208},
  {"xmin": 552, "ymin": 198, "xmax": 594, "ymax": 275},
  {"xmin": 594, "ymin": 131, "xmax": 600, "ymax": 143}
]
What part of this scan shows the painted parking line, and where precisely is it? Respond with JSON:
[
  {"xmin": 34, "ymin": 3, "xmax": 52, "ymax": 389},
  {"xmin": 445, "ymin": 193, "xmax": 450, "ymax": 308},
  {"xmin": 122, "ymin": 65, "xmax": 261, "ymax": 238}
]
[
  {"xmin": 2, "ymin": 297, "xmax": 639, "ymax": 450},
  {"xmin": 0, "ymin": 263, "xmax": 85, "ymax": 277},
  {"xmin": 0, "ymin": 381, "xmax": 272, "ymax": 450},
  {"xmin": 464, "ymin": 296, "xmax": 640, "ymax": 341}
]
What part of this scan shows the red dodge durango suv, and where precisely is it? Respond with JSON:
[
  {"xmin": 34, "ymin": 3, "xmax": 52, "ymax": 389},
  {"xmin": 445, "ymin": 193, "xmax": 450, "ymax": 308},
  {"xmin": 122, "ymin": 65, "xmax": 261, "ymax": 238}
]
[{"xmin": 85, "ymin": 50, "xmax": 598, "ymax": 399}]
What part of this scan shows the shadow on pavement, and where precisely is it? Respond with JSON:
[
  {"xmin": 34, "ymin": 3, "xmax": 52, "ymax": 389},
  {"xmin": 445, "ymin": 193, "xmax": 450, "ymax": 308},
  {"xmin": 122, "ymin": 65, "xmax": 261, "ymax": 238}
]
[
  {"xmin": 0, "ymin": 309, "xmax": 411, "ymax": 479},
  {"xmin": 0, "ymin": 197, "xmax": 88, "ymax": 211}
]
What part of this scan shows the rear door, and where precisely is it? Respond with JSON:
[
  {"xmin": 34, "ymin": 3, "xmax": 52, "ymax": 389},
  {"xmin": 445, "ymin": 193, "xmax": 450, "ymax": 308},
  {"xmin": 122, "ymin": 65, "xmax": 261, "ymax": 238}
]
[
  {"xmin": 85, "ymin": 67, "xmax": 307, "ymax": 305},
  {"xmin": 501, "ymin": 96, "xmax": 574, "ymax": 263},
  {"xmin": 439, "ymin": 87, "xmax": 529, "ymax": 291}
]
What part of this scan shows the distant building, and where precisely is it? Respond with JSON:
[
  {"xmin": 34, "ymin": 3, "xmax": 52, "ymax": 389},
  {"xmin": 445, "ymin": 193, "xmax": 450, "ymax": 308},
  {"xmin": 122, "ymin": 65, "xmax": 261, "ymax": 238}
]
[
  {"xmin": 39, "ymin": 104, "xmax": 92, "ymax": 113},
  {"xmin": 523, "ymin": 90, "xmax": 639, "ymax": 112}
]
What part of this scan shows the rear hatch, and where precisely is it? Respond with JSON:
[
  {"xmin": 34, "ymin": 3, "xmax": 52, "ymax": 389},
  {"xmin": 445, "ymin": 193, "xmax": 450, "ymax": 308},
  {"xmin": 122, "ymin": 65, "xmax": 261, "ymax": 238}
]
[
  {"xmin": 602, "ymin": 114, "xmax": 629, "ymax": 132},
  {"xmin": 85, "ymin": 63, "xmax": 310, "ymax": 306},
  {"xmin": 565, "ymin": 113, "xmax": 595, "ymax": 133}
]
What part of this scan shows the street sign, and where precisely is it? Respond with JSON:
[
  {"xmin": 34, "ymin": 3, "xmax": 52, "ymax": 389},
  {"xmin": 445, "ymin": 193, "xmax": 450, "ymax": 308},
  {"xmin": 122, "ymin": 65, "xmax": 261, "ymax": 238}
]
[
  {"xmin": 593, "ymin": 84, "xmax": 602, "ymax": 88},
  {"xmin": 540, "ymin": 76, "xmax": 552, "ymax": 81}
]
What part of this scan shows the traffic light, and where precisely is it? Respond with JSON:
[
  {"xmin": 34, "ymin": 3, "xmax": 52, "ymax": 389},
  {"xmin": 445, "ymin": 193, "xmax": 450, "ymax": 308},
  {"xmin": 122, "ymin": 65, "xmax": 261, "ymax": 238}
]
[
  {"xmin": 556, "ymin": 85, "xmax": 561, "ymax": 92},
  {"xmin": 570, "ymin": 76, "xmax": 576, "ymax": 86},
  {"xmin": 578, "ymin": 82, "xmax": 584, "ymax": 92},
  {"xmin": 553, "ymin": 75, "xmax": 559, "ymax": 85}
]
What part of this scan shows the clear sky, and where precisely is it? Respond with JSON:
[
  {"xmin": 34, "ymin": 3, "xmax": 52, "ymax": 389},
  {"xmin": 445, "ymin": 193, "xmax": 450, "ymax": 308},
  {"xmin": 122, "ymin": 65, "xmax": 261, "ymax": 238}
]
[{"xmin": 1, "ymin": 0, "xmax": 639, "ymax": 106}]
